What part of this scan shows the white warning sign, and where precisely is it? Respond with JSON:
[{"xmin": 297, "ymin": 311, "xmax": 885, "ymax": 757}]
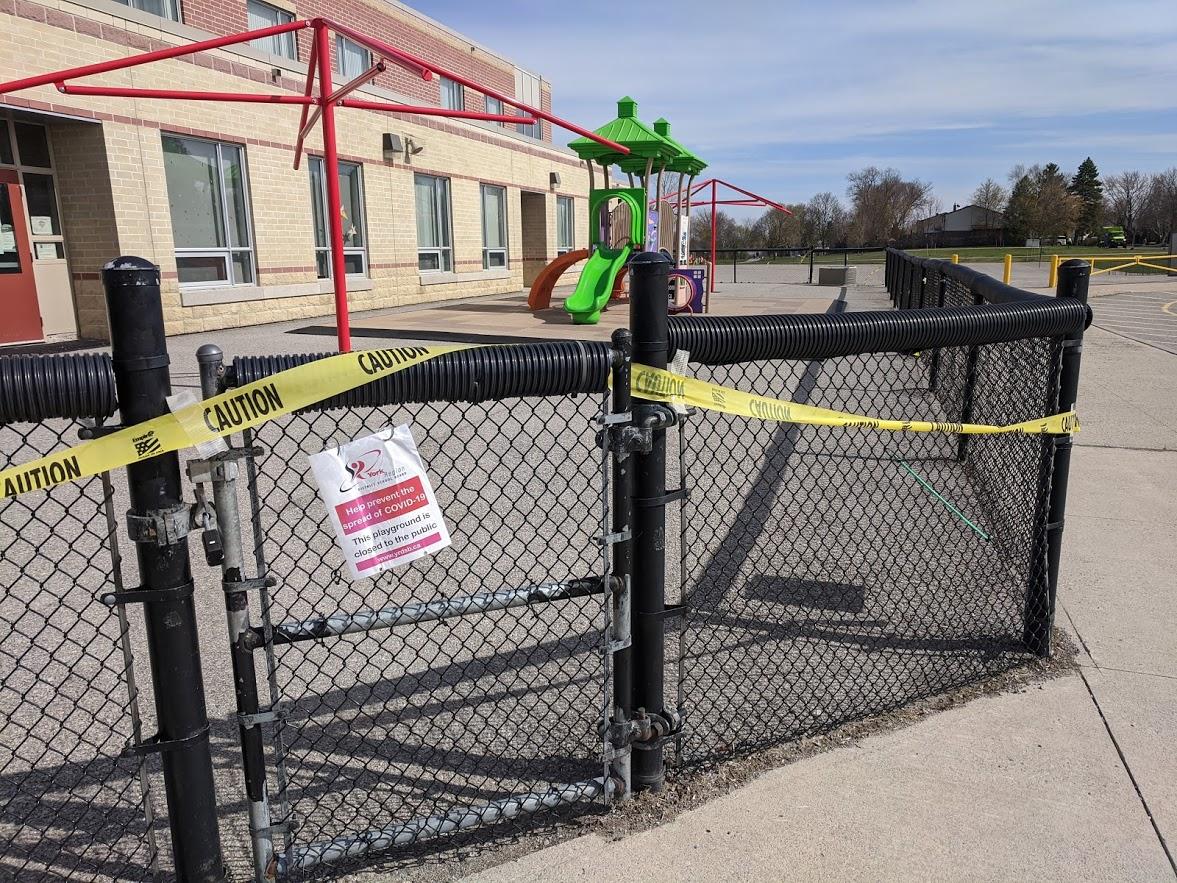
[{"xmin": 308, "ymin": 424, "xmax": 451, "ymax": 580}]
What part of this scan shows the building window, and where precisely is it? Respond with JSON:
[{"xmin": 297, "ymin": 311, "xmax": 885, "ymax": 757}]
[
  {"xmin": 480, "ymin": 184, "xmax": 507, "ymax": 270},
  {"xmin": 162, "ymin": 135, "xmax": 255, "ymax": 287},
  {"xmin": 112, "ymin": 0, "xmax": 181, "ymax": 21},
  {"xmin": 310, "ymin": 157, "xmax": 368, "ymax": 279},
  {"xmin": 439, "ymin": 77, "xmax": 464, "ymax": 111},
  {"xmin": 247, "ymin": 0, "xmax": 296, "ymax": 59},
  {"xmin": 484, "ymin": 95, "xmax": 503, "ymax": 125},
  {"xmin": 414, "ymin": 174, "xmax": 452, "ymax": 272},
  {"xmin": 514, "ymin": 69, "xmax": 542, "ymax": 139},
  {"xmin": 336, "ymin": 35, "xmax": 371, "ymax": 79},
  {"xmin": 557, "ymin": 196, "xmax": 574, "ymax": 255}
]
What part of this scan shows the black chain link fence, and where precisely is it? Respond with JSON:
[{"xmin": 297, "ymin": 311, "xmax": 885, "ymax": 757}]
[
  {"xmin": 239, "ymin": 389, "xmax": 612, "ymax": 877},
  {"xmin": 0, "ymin": 366, "xmax": 160, "ymax": 881}
]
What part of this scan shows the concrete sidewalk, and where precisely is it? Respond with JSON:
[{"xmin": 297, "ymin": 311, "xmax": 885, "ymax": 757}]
[{"xmin": 464, "ymin": 326, "xmax": 1177, "ymax": 880}]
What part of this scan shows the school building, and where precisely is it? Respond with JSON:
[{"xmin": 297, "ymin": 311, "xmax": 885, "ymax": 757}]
[{"xmin": 0, "ymin": 0, "xmax": 589, "ymax": 345}]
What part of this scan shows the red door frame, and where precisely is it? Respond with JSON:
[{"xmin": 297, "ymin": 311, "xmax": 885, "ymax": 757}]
[{"xmin": 0, "ymin": 170, "xmax": 43, "ymax": 344}]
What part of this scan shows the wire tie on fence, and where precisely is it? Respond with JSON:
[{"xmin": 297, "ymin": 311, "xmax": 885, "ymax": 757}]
[
  {"xmin": 633, "ymin": 487, "xmax": 689, "ymax": 508},
  {"xmin": 1046, "ymin": 519, "xmax": 1065, "ymax": 532},
  {"xmin": 238, "ymin": 704, "xmax": 289, "ymax": 728},
  {"xmin": 596, "ymin": 529, "xmax": 632, "ymax": 547},
  {"xmin": 599, "ymin": 411, "xmax": 632, "ymax": 425},
  {"xmin": 100, "ymin": 580, "xmax": 195, "ymax": 607},
  {"xmin": 891, "ymin": 455, "xmax": 991, "ymax": 541},
  {"xmin": 122, "ymin": 722, "xmax": 209, "ymax": 758}
]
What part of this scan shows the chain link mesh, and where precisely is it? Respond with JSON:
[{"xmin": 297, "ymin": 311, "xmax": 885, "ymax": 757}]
[
  {"xmin": 243, "ymin": 393, "xmax": 611, "ymax": 877},
  {"xmin": 672, "ymin": 266, "xmax": 1062, "ymax": 766},
  {"xmin": 0, "ymin": 419, "xmax": 158, "ymax": 881}
]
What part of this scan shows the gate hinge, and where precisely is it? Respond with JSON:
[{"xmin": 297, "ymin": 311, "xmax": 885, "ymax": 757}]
[
  {"xmin": 126, "ymin": 503, "xmax": 190, "ymax": 546},
  {"xmin": 186, "ymin": 456, "xmax": 240, "ymax": 484},
  {"xmin": 122, "ymin": 723, "xmax": 209, "ymax": 758},
  {"xmin": 224, "ymin": 575, "xmax": 277, "ymax": 595},
  {"xmin": 595, "ymin": 529, "xmax": 632, "ymax": 547}
]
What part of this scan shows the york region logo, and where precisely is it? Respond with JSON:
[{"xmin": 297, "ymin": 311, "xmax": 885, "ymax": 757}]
[
  {"xmin": 339, "ymin": 449, "xmax": 389, "ymax": 492},
  {"xmin": 131, "ymin": 430, "xmax": 162, "ymax": 459}
]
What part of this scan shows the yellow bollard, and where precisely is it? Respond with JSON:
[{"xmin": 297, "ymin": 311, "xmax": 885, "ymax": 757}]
[
  {"xmin": 1048, "ymin": 254, "xmax": 1060, "ymax": 288},
  {"xmin": 951, "ymin": 253, "xmax": 959, "ymax": 264},
  {"xmin": 1003, "ymin": 253, "xmax": 1012, "ymax": 284}
]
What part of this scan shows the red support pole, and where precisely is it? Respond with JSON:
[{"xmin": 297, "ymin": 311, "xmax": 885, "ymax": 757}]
[
  {"xmin": 55, "ymin": 83, "xmax": 314, "ymax": 103},
  {"xmin": 337, "ymin": 98, "xmax": 535, "ymax": 124},
  {"xmin": 315, "ymin": 21, "xmax": 351, "ymax": 353},
  {"xmin": 0, "ymin": 20, "xmax": 308, "ymax": 94},
  {"xmin": 292, "ymin": 36, "xmax": 320, "ymax": 170},
  {"xmin": 710, "ymin": 179, "xmax": 717, "ymax": 295}
]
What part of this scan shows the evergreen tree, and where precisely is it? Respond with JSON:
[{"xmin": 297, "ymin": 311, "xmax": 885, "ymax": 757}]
[
  {"xmin": 1004, "ymin": 175, "xmax": 1036, "ymax": 243},
  {"xmin": 1068, "ymin": 157, "xmax": 1104, "ymax": 241}
]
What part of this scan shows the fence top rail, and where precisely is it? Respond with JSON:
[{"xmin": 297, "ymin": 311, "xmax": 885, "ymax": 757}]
[
  {"xmin": 0, "ymin": 352, "xmax": 118, "ymax": 425},
  {"xmin": 228, "ymin": 340, "xmax": 615, "ymax": 410},
  {"xmin": 888, "ymin": 247, "xmax": 1067, "ymax": 307},
  {"xmin": 669, "ymin": 299, "xmax": 1090, "ymax": 365}
]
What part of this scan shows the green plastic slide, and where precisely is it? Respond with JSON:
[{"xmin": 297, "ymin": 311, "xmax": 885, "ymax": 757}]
[{"xmin": 564, "ymin": 245, "xmax": 631, "ymax": 324}]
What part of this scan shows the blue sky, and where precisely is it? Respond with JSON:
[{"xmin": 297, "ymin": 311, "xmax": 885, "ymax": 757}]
[{"xmin": 422, "ymin": 0, "xmax": 1177, "ymax": 216}]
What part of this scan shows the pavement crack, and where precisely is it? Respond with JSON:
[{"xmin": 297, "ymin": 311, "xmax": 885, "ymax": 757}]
[{"xmin": 1078, "ymin": 667, "xmax": 1177, "ymax": 877}]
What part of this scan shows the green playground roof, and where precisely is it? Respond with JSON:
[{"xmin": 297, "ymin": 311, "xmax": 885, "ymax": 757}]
[
  {"xmin": 567, "ymin": 96, "xmax": 681, "ymax": 169},
  {"xmin": 652, "ymin": 118, "xmax": 707, "ymax": 176}
]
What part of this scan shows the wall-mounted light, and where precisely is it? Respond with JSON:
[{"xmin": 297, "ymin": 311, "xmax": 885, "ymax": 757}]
[
  {"xmin": 404, "ymin": 137, "xmax": 424, "ymax": 163},
  {"xmin": 382, "ymin": 133, "xmax": 403, "ymax": 163},
  {"xmin": 549, "ymin": 171, "xmax": 561, "ymax": 191}
]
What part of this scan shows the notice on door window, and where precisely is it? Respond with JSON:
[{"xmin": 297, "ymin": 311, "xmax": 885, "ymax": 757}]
[{"xmin": 309, "ymin": 424, "xmax": 451, "ymax": 580}]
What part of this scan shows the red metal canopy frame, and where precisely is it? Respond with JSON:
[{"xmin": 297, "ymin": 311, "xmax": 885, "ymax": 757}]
[
  {"xmin": 666, "ymin": 178, "xmax": 791, "ymax": 294},
  {"xmin": 0, "ymin": 18, "xmax": 628, "ymax": 351}
]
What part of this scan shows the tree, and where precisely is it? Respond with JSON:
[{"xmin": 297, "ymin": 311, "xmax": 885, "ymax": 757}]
[
  {"xmin": 1068, "ymin": 157, "xmax": 1103, "ymax": 242},
  {"xmin": 1034, "ymin": 168, "xmax": 1080, "ymax": 242},
  {"xmin": 690, "ymin": 209, "xmax": 752, "ymax": 250},
  {"xmin": 805, "ymin": 192, "xmax": 849, "ymax": 247},
  {"xmin": 972, "ymin": 178, "xmax": 1007, "ymax": 228},
  {"xmin": 1140, "ymin": 168, "xmax": 1177, "ymax": 243},
  {"xmin": 1004, "ymin": 175, "xmax": 1036, "ymax": 243},
  {"xmin": 1106, "ymin": 171, "xmax": 1148, "ymax": 243},
  {"xmin": 844, "ymin": 167, "xmax": 935, "ymax": 245}
]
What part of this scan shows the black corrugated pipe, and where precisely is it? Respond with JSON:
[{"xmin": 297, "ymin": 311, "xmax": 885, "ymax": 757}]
[
  {"xmin": 0, "ymin": 353, "xmax": 118, "ymax": 425},
  {"xmin": 885, "ymin": 247, "xmax": 1059, "ymax": 307},
  {"xmin": 668, "ymin": 300, "xmax": 1090, "ymax": 366},
  {"xmin": 228, "ymin": 341, "xmax": 613, "ymax": 406}
]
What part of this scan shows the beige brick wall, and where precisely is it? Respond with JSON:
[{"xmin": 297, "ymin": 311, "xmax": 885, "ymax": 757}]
[{"xmin": 0, "ymin": 1, "xmax": 591, "ymax": 339}]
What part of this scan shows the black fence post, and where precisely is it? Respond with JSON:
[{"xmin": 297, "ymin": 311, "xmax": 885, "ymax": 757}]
[
  {"xmin": 1024, "ymin": 259, "xmax": 1090, "ymax": 655},
  {"xmin": 103, "ymin": 257, "xmax": 226, "ymax": 882},
  {"xmin": 629, "ymin": 250, "xmax": 672, "ymax": 792},
  {"xmin": 196, "ymin": 344, "xmax": 275, "ymax": 878},
  {"xmin": 956, "ymin": 286, "xmax": 986, "ymax": 462},
  {"xmin": 928, "ymin": 276, "xmax": 946, "ymax": 390},
  {"xmin": 808, "ymin": 248, "xmax": 814, "ymax": 284},
  {"xmin": 732, "ymin": 251, "xmax": 737, "ymax": 284},
  {"xmin": 608, "ymin": 328, "xmax": 634, "ymax": 797}
]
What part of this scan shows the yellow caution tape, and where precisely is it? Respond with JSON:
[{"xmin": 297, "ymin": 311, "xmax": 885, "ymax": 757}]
[
  {"xmin": 0, "ymin": 347, "xmax": 1079, "ymax": 501},
  {"xmin": 630, "ymin": 364, "xmax": 1080, "ymax": 436},
  {"xmin": 0, "ymin": 345, "xmax": 463, "ymax": 500}
]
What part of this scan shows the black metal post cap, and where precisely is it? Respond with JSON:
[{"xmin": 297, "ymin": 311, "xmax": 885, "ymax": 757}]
[
  {"xmin": 629, "ymin": 250, "xmax": 672, "ymax": 268},
  {"xmin": 102, "ymin": 256, "xmax": 160, "ymax": 285}
]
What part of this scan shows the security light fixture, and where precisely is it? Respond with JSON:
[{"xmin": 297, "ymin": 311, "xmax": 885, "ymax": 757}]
[
  {"xmin": 382, "ymin": 132, "xmax": 403, "ymax": 162},
  {"xmin": 549, "ymin": 171, "xmax": 561, "ymax": 190}
]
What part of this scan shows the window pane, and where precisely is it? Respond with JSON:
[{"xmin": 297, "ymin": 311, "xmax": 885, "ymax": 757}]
[
  {"xmin": 23, "ymin": 173, "xmax": 61, "ymax": 236},
  {"xmin": 339, "ymin": 162, "xmax": 364, "ymax": 248},
  {"xmin": 231, "ymin": 250, "xmax": 254, "ymax": 285},
  {"xmin": 484, "ymin": 96, "xmax": 502, "ymax": 116},
  {"xmin": 343, "ymin": 252, "xmax": 365, "ymax": 275},
  {"xmin": 177, "ymin": 254, "xmax": 229, "ymax": 284},
  {"xmin": 487, "ymin": 250, "xmax": 506, "ymax": 268},
  {"xmin": 14, "ymin": 123, "xmax": 51, "ymax": 168},
  {"xmin": 247, "ymin": 0, "xmax": 296, "ymax": 58},
  {"xmin": 436, "ymin": 178, "xmax": 451, "ymax": 249},
  {"xmin": 35, "ymin": 241, "xmax": 65, "ymax": 260},
  {"xmin": 162, "ymin": 136, "xmax": 225, "ymax": 249},
  {"xmin": 0, "ymin": 125, "xmax": 13, "ymax": 165},
  {"xmin": 414, "ymin": 175, "xmax": 439, "ymax": 248},
  {"xmin": 558, "ymin": 197, "xmax": 574, "ymax": 249},
  {"xmin": 481, "ymin": 185, "xmax": 505, "ymax": 249},
  {"xmin": 315, "ymin": 249, "xmax": 329, "ymax": 279},
  {"xmin": 418, "ymin": 251, "xmax": 440, "ymax": 271},
  {"xmin": 309, "ymin": 158, "xmax": 327, "ymax": 249},
  {"xmin": 337, "ymin": 37, "xmax": 369, "ymax": 78},
  {"xmin": 220, "ymin": 144, "xmax": 250, "ymax": 250},
  {"xmin": 440, "ymin": 77, "xmax": 463, "ymax": 111},
  {"xmin": 0, "ymin": 187, "xmax": 20, "ymax": 272}
]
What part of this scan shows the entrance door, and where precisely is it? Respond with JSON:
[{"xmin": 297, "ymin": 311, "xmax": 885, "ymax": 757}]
[{"xmin": 0, "ymin": 170, "xmax": 43, "ymax": 344}]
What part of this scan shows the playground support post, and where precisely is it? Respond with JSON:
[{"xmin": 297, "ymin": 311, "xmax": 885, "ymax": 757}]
[
  {"xmin": 1024, "ymin": 259, "xmax": 1089, "ymax": 655},
  {"xmin": 609, "ymin": 328, "xmax": 634, "ymax": 798},
  {"xmin": 104, "ymin": 258, "xmax": 226, "ymax": 882},
  {"xmin": 629, "ymin": 251, "xmax": 673, "ymax": 792},
  {"xmin": 314, "ymin": 21, "xmax": 351, "ymax": 353},
  {"xmin": 709, "ymin": 179, "xmax": 717, "ymax": 294}
]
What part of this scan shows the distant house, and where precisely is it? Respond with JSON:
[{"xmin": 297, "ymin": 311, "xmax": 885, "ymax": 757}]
[{"xmin": 915, "ymin": 204, "xmax": 1005, "ymax": 247}]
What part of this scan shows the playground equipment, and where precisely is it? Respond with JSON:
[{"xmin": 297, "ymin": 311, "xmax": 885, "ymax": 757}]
[
  {"xmin": 0, "ymin": 19, "xmax": 627, "ymax": 352},
  {"xmin": 527, "ymin": 97, "xmax": 708, "ymax": 324}
]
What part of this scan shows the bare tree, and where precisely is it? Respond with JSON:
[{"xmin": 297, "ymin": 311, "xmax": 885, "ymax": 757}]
[
  {"xmin": 972, "ymin": 178, "xmax": 1008, "ymax": 227},
  {"xmin": 1106, "ymin": 171, "xmax": 1148, "ymax": 242},
  {"xmin": 1140, "ymin": 168, "xmax": 1177, "ymax": 242},
  {"xmin": 845, "ymin": 167, "xmax": 934, "ymax": 245},
  {"xmin": 806, "ymin": 192, "xmax": 848, "ymax": 247}
]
